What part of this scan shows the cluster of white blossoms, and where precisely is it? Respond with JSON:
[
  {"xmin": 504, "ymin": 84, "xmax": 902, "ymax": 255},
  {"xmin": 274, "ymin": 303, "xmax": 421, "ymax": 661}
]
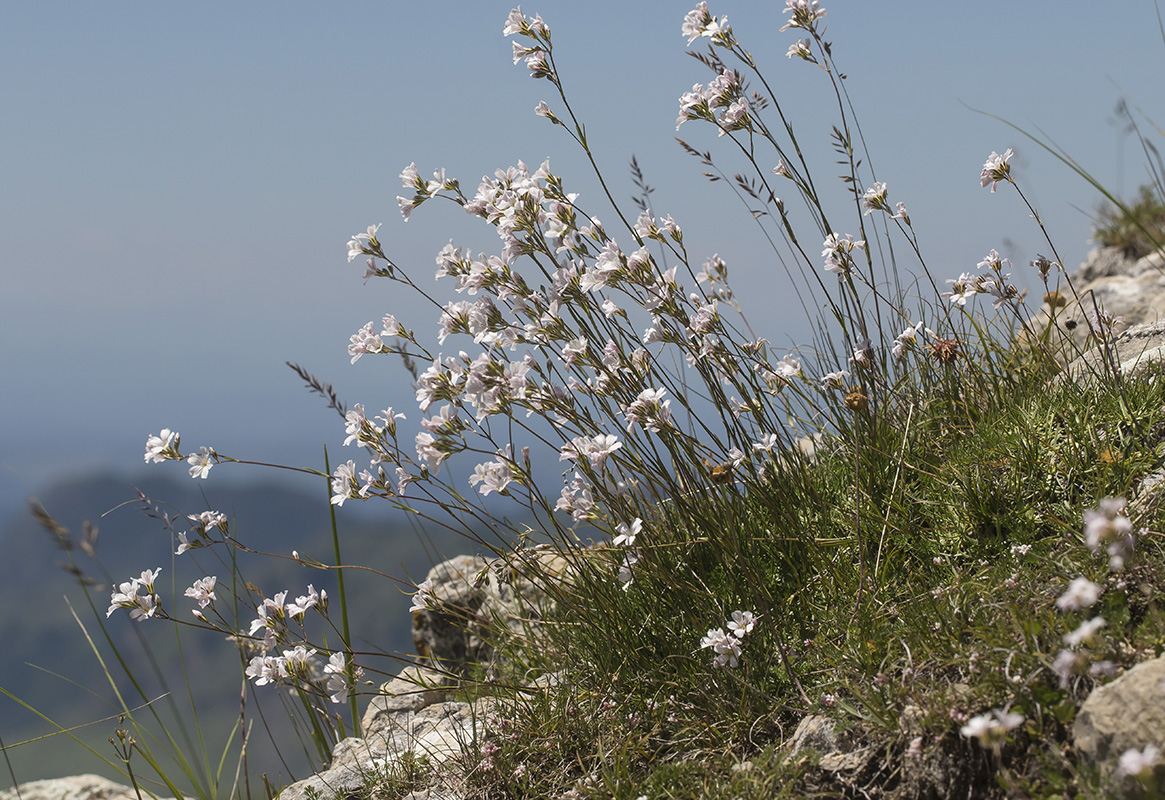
[
  {"xmin": 959, "ymin": 709, "xmax": 1024, "ymax": 751},
  {"xmin": 699, "ymin": 610, "xmax": 758, "ymax": 669},
  {"xmin": 144, "ymin": 429, "xmax": 217, "ymax": 480},
  {"xmin": 1048, "ymin": 498, "xmax": 1138, "ymax": 690},
  {"xmin": 940, "ymin": 248, "xmax": 1021, "ymax": 310},
  {"xmin": 239, "ymin": 585, "xmax": 363, "ymax": 704},
  {"xmin": 107, "ymin": 568, "xmax": 163, "ymax": 622}
]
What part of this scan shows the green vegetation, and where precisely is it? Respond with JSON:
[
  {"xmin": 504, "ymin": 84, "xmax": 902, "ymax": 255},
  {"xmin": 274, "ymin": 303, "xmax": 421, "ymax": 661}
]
[
  {"xmin": 1095, "ymin": 184, "xmax": 1165, "ymax": 259},
  {"xmin": 9, "ymin": 4, "xmax": 1165, "ymax": 800}
]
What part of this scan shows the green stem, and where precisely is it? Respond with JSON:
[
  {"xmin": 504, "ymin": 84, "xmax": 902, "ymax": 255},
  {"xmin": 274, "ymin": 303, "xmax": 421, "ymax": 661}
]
[{"xmin": 322, "ymin": 447, "xmax": 361, "ymax": 737}]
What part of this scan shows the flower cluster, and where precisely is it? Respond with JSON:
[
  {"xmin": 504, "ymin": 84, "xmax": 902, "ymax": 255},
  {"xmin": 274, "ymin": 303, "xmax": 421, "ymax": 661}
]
[
  {"xmin": 780, "ymin": 0, "xmax": 826, "ymax": 33},
  {"xmin": 143, "ymin": 429, "xmax": 218, "ymax": 480},
  {"xmin": 1083, "ymin": 497, "xmax": 1137, "ymax": 570},
  {"xmin": 959, "ymin": 708, "xmax": 1024, "ymax": 751},
  {"xmin": 941, "ymin": 248, "xmax": 1020, "ymax": 309},
  {"xmin": 1049, "ymin": 499, "xmax": 1137, "ymax": 688},
  {"xmin": 699, "ymin": 610, "xmax": 758, "ymax": 668},
  {"xmin": 980, "ymin": 148, "xmax": 1014, "ymax": 193},
  {"xmin": 107, "ymin": 568, "xmax": 164, "ymax": 621},
  {"xmin": 821, "ymin": 232, "xmax": 865, "ymax": 278}
]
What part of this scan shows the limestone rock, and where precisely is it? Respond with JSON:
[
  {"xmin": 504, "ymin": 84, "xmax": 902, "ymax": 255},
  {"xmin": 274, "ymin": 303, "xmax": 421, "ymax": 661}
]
[
  {"xmin": 786, "ymin": 714, "xmax": 874, "ymax": 774},
  {"xmin": 1062, "ymin": 320, "xmax": 1165, "ymax": 386},
  {"xmin": 1028, "ymin": 247, "xmax": 1165, "ymax": 363},
  {"xmin": 276, "ymin": 665, "xmax": 479, "ymax": 800},
  {"xmin": 1074, "ymin": 654, "xmax": 1165, "ymax": 763},
  {"xmin": 0, "ymin": 775, "xmax": 166, "ymax": 800},
  {"xmin": 411, "ymin": 550, "xmax": 563, "ymax": 678}
]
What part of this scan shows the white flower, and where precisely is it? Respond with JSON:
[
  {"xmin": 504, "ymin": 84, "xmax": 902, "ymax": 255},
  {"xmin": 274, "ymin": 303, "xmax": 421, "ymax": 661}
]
[
  {"xmin": 1118, "ymin": 745, "xmax": 1160, "ymax": 780},
  {"xmin": 753, "ymin": 434, "xmax": 779, "ymax": 453},
  {"xmin": 1055, "ymin": 577, "xmax": 1101, "ymax": 612},
  {"xmin": 330, "ymin": 460, "xmax": 359, "ymax": 506},
  {"xmin": 728, "ymin": 610, "xmax": 757, "ymax": 638},
  {"xmin": 287, "ymin": 585, "xmax": 326, "ymax": 618},
  {"xmin": 184, "ymin": 576, "xmax": 217, "ymax": 609},
  {"xmin": 323, "ymin": 651, "xmax": 364, "ymax": 704},
  {"xmin": 820, "ymin": 370, "xmax": 850, "ymax": 390},
  {"xmin": 959, "ymin": 709, "xmax": 1023, "ymax": 747},
  {"xmin": 144, "ymin": 429, "xmax": 179, "ymax": 463},
  {"xmin": 347, "ymin": 224, "xmax": 381, "ymax": 262},
  {"xmin": 617, "ymin": 550, "xmax": 639, "ymax": 587},
  {"xmin": 409, "ymin": 579, "xmax": 435, "ymax": 613},
  {"xmin": 980, "ymin": 148, "xmax": 1014, "ymax": 192},
  {"xmin": 699, "ymin": 627, "xmax": 742, "ymax": 668},
  {"xmin": 1063, "ymin": 616, "xmax": 1106, "ymax": 648},
  {"xmin": 187, "ymin": 447, "xmax": 215, "ymax": 479},
  {"xmin": 613, "ymin": 518, "xmax": 642, "ymax": 547}
]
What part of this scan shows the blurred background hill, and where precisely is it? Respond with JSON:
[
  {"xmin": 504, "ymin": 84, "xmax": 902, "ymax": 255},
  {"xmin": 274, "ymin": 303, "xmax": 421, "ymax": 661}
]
[{"xmin": 0, "ymin": 469, "xmax": 479, "ymax": 789}]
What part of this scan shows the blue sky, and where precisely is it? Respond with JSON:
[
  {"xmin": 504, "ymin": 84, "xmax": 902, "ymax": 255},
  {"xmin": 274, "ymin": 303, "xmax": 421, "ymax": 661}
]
[{"xmin": 3, "ymin": 2, "xmax": 1163, "ymax": 515}]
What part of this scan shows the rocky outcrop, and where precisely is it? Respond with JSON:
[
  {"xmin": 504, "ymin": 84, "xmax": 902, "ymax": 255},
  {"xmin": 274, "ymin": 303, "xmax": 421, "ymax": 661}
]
[
  {"xmin": 275, "ymin": 665, "xmax": 478, "ymax": 800},
  {"xmin": 277, "ymin": 548, "xmax": 569, "ymax": 800},
  {"xmin": 1074, "ymin": 653, "xmax": 1165, "ymax": 775},
  {"xmin": 0, "ymin": 775, "xmax": 168, "ymax": 800},
  {"xmin": 1030, "ymin": 246, "xmax": 1165, "ymax": 359}
]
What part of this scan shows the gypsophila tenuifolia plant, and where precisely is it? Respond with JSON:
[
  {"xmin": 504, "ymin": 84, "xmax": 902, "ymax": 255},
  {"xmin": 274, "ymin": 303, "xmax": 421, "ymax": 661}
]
[{"xmin": 70, "ymin": 2, "xmax": 1165, "ymax": 798}]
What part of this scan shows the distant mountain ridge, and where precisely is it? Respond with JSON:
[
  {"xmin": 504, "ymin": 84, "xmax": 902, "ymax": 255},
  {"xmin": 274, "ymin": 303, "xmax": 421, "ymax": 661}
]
[{"xmin": 0, "ymin": 469, "xmax": 478, "ymax": 787}]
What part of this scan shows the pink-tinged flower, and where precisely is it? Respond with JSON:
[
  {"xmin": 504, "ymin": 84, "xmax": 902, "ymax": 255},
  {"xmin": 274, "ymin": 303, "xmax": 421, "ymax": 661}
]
[
  {"xmin": 943, "ymin": 272, "xmax": 980, "ymax": 306},
  {"xmin": 145, "ymin": 429, "xmax": 180, "ymax": 463},
  {"xmin": 348, "ymin": 321, "xmax": 385, "ymax": 364},
  {"xmin": 1088, "ymin": 309, "xmax": 1124, "ymax": 342},
  {"xmin": 279, "ymin": 645, "xmax": 320, "ymax": 682},
  {"xmin": 1055, "ymin": 577, "xmax": 1101, "ymax": 611},
  {"xmin": 287, "ymin": 584, "xmax": 326, "ymax": 619},
  {"xmin": 503, "ymin": 7, "xmax": 548, "ymax": 38},
  {"xmin": 184, "ymin": 576, "xmax": 217, "ymax": 609},
  {"xmin": 781, "ymin": 0, "xmax": 826, "ymax": 32},
  {"xmin": 1051, "ymin": 649, "xmax": 1082, "ymax": 688},
  {"xmin": 891, "ymin": 201, "xmax": 911, "ymax": 225},
  {"xmin": 1083, "ymin": 498, "xmax": 1136, "ymax": 570},
  {"xmin": 409, "ymin": 578, "xmax": 435, "ymax": 613},
  {"xmin": 187, "ymin": 447, "xmax": 215, "ymax": 480},
  {"xmin": 323, "ymin": 651, "xmax": 364, "ymax": 704},
  {"xmin": 613, "ymin": 518, "xmax": 642, "ymax": 547},
  {"xmin": 1118, "ymin": 745, "xmax": 1161, "ymax": 780},
  {"xmin": 861, "ymin": 182, "xmax": 888, "ymax": 215},
  {"xmin": 330, "ymin": 460, "xmax": 359, "ymax": 506},
  {"xmin": 469, "ymin": 449, "xmax": 516, "ymax": 497},
  {"xmin": 1029, "ymin": 254, "xmax": 1055, "ymax": 280},
  {"xmin": 786, "ymin": 38, "xmax": 813, "ymax": 60},
  {"xmin": 1064, "ymin": 616, "xmax": 1106, "ymax": 648},
  {"xmin": 980, "ymin": 148, "xmax": 1014, "ymax": 192},
  {"xmin": 245, "ymin": 655, "xmax": 285, "ymax": 686},
  {"xmin": 560, "ymin": 433, "xmax": 623, "ymax": 470},
  {"xmin": 821, "ymin": 232, "xmax": 865, "ymax": 277},
  {"xmin": 562, "ymin": 337, "xmax": 588, "ymax": 366},
  {"xmin": 820, "ymin": 370, "xmax": 850, "ymax": 390},
  {"xmin": 699, "ymin": 627, "xmax": 742, "ymax": 668},
  {"xmin": 346, "ymin": 224, "xmax": 381, "ymax": 262},
  {"xmin": 852, "ymin": 337, "xmax": 872, "ymax": 365},
  {"xmin": 959, "ymin": 709, "xmax": 1024, "ymax": 748},
  {"xmin": 681, "ymin": 2, "xmax": 730, "ymax": 45},
  {"xmin": 107, "ymin": 568, "xmax": 163, "ymax": 621},
  {"xmin": 188, "ymin": 510, "xmax": 227, "ymax": 533},
  {"xmin": 977, "ymin": 248, "xmax": 1010, "ymax": 273},
  {"xmin": 623, "ymin": 388, "xmax": 673, "ymax": 433}
]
